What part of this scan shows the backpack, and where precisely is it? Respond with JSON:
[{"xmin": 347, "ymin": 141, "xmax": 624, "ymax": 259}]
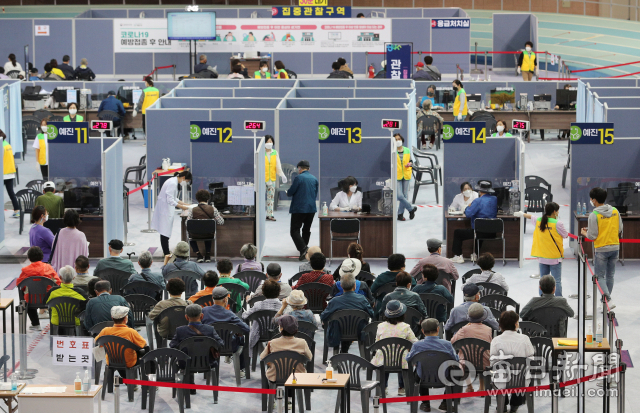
[
  {"xmin": 285, "ymin": 69, "xmax": 297, "ymax": 79},
  {"xmin": 328, "ymin": 71, "xmax": 351, "ymax": 79}
]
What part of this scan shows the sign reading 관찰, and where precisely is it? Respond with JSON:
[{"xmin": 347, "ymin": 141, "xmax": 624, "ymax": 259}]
[
  {"xmin": 318, "ymin": 122, "xmax": 362, "ymax": 144},
  {"xmin": 570, "ymin": 123, "xmax": 614, "ymax": 145},
  {"xmin": 190, "ymin": 121, "xmax": 233, "ymax": 143},
  {"xmin": 442, "ymin": 122, "xmax": 487, "ymax": 144},
  {"xmin": 47, "ymin": 122, "xmax": 89, "ymax": 144}
]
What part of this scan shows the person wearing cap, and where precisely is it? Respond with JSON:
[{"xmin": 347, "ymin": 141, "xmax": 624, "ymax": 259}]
[
  {"xmin": 84, "ymin": 280, "xmax": 133, "ymax": 331},
  {"xmin": 187, "ymin": 270, "xmax": 219, "ymax": 303},
  {"xmin": 372, "ymin": 300, "xmax": 418, "ymax": 396},
  {"xmin": 451, "ymin": 180, "xmax": 498, "ymax": 264},
  {"xmin": 465, "ymin": 253, "xmax": 509, "ymax": 293},
  {"xmin": 412, "ymin": 264, "xmax": 453, "ymax": 323},
  {"xmin": 416, "ymin": 98, "xmax": 444, "ymax": 149},
  {"xmin": 444, "ymin": 283, "xmax": 499, "ymax": 333},
  {"xmin": 520, "ymin": 275, "xmax": 574, "ymax": 337},
  {"xmin": 320, "ymin": 272, "xmax": 373, "ymax": 352},
  {"xmin": 331, "ymin": 258, "xmax": 372, "ymax": 303},
  {"xmin": 170, "ymin": 304, "xmax": 224, "ymax": 367},
  {"xmin": 97, "ymin": 90, "xmax": 126, "ymax": 135},
  {"xmin": 450, "ymin": 302, "xmax": 492, "ymax": 393},
  {"xmin": 161, "ymin": 241, "xmax": 205, "ymax": 294},
  {"xmin": 148, "ymin": 278, "xmax": 189, "ymax": 338},
  {"xmin": 260, "ymin": 314, "xmax": 312, "ymax": 382},
  {"xmin": 371, "ymin": 254, "xmax": 416, "ymax": 315},
  {"xmin": 44, "ymin": 265, "xmax": 88, "ymax": 327},
  {"xmin": 380, "ymin": 271, "xmax": 427, "ymax": 319},
  {"xmin": 287, "ymin": 160, "xmax": 318, "ymax": 261},
  {"xmin": 394, "ymin": 133, "xmax": 417, "ymax": 221},
  {"xmin": 412, "ymin": 62, "xmax": 435, "ymax": 81},
  {"xmin": 50, "ymin": 209, "xmax": 89, "ymax": 273},
  {"xmin": 94, "ymin": 239, "xmax": 136, "ymax": 274},
  {"xmin": 409, "ymin": 238, "xmax": 459, "ymax": 291},
  {"xmin": 242, "ymin": 280, "xmax": 283, "ymax": 353},
  {"xmin": 216, "ymin": 259, "xmax": 250, "ymax": 313},
  {"xmin": 35, "ymin": 181, "xmax": 65, "ymax": 219},
  {"xmin": 253, "ymin": 263, "xmax": 291, "ymax": 300},
  {"xmin": 274, "ymin": 289, "xmax": 318, "ymax": 328},
  {"xmin": 29, "ymin": 67, "xmax": 40, "ymax": 81},
  {"xmin": 293, "ymin": 252, "xmax": 334, "ymax": 297},
  {"xmin": 74, "ymin": 57, "xmax": 95, "ymax": 80},
  {"xmin": 95, "ymin": 305, "xmax": 148, "ymax": 374},
  {"xmin": 405, "ymin": 318, "xmax": 458, "ymax": 412}
]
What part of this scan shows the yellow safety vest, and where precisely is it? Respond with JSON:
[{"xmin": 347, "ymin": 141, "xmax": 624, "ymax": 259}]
[
  {"xmin": 277, "ymin": 69, "xmax": 289, "ymax": 79},
  {"xmin": 141, "ymin": 86, "xmax": 160, "ymax": 114},
  {"xmin": 592, "ymin": 208, "xmax": 620, "ymax": 249},
  {"xmin": 36, "ymin": 133, "xmax": 47, "ymax": 165},
  {"xmin": 255, "ymin": 71, "xmax": 271, "ymax": 79},
  {"xmin": 63, "ymin": 114, "xmax": 83, "ymax": 122},
  {"xmin": 265, "ymin": 149, "xmax": 278, "ymax": 182},
  {"xmin": 453, "ymin": 88, "xmax": 468, "ymax": 116},
  {"xmin": 521, "ymin": 52, "xmax": 536, "ymax": 72},
  {"xmin": 531, "ymin": 217, "xmax": 564, "ymax": 259},
  {"xmin": 396, "ymin": 146, "xmax": 412, "ymax": 180},
  {"xmin": 3, "ymin": 141, "xmax": 15, "ymax": 175}
]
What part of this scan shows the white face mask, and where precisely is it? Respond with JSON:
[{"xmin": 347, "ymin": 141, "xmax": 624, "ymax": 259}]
[
  {"xmin": 43, "ymin": 214, "xmax": 49, "ymax": 223},
  {"xmin": 463, "ymin": 190, "xmax": 472, "ymax": 197},
  {"xmin": 395, "ymin": 140, "xmax": 403, "ymax": 148},
  {"xmin": 349, "ymin": 185, "xmax": 358, "ymax": 193},
  {"xmin": 41, "ymin": 126, "xmax": 48, "ymax": 132},
  {"xmin": 525, "ymin": 46, "xmax": 532, "ymax": 52},
  {"xmin": 590, "ymin": 199, "xmax": 595, "ymax": 207},
  {"xmin": 265, "ymin": 142, "xmax": 273, "ymax": 150},
  {"xmin": 69, "ymin": 108, "xmax": 77, "ymax": 116},
  {"xmin": 497, "ymin": 125, "xmax": 504, "ymax": 133},
  {"xmin": 261, "ymin": 67, "xmax": 268, "ymax": 72}
]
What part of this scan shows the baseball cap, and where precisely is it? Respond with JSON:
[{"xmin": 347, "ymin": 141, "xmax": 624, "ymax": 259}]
[
  {"xmin": 463, "ymin": 282, "xmax": 484, "ymax": 298},
  {"xmin": 43, "ymin": 181, "xmax": 55, "ymax": 190},
  {"xmin": 277, "ymin": 314, "xmax": 298, "ymax": 335},
  {"xmin": 212, "ymin": 286, "xmax": 229, "ymax": 300},
  {"xmin": 415, "ymin": 62, "xmax": 424, "ymax": 67}
]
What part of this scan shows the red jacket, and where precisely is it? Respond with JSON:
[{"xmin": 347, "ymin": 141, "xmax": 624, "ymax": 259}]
[{"xmin": 17, "ymin": 262, "xmax": 61, "ymax": 302}]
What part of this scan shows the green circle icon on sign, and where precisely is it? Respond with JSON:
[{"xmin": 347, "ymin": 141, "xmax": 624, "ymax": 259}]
[
  {"xmin": 442, "ymin": 125, "xmax": 454, "ymax": 140},
  {"xmin": 318, "ymin": 124, "xmax": 330, "ymax": 140},
  {"xmin": 190, "ymin": 124, "xmax": 202, "ymax": 140},
  {"xmin": 570, "ymin": 125, "xmax": 582, "ymax": 141},
  {"xmin": 46, "ymin": 124, "xmax": 58, "ymax": 140}
]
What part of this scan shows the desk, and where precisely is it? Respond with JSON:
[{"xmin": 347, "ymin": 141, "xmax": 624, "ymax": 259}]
[
  {"xmin": 17, "ymin": 384, "xmax": 102, "ymax": 413},
  {"xmin": 285, "ymin": 373, "xmax": 350, "ymax": 413},
  {"xmin": 0, "ymin": 383, "xmax": 25, "ymax": 413},
  {"xmin": 181, "ymin": 214, "xmax": 256, "ymax": 258},
  {"xmin": 574, "ymin": 211, "xmax": 639, "ymax": 259},
  {"xmin": 22, "ymin": 109, "xmax": 142, "ymax": 130},
  {"xmin": 230, "ymin": 57, "xmax": 271, "ymax": 76},
  {"xmin": 0, "ymin": 299, "xmax": 15, "ymax": 381},
  {"xmin": 445, "ymin": 213, "xmax": 520, "ymax": 260},
  {"xmin": 318, "ymin": 212, "xmax": 393, "ymax": 258},
  {"xmin": 438, "ymin": 110, "xmax": 576, "ymax": 132},
  {"xmin": 78, "ymin": 215, "xmax": 104, "ymax": 258}
]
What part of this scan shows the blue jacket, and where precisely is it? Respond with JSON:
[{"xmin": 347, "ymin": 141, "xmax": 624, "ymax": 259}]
[
  {"xmin": 194, "ymin": 63, "xmax": 208, "ymax": 73},
  {"xmin": 98, "ymin": 96, "xmax": 126, "ymax": 120},
  {"xmin": 83, "ymin": 293, "xmax": 133, "ymax": 330},
  {"xmin": 412, "ymin": 281, "xmax": 454, "ymax": 322},
  {"xmin": 170, "ymin": 322, "xmax": 224, "ymax": 351},
  {"xmin": 464, "ymin": 194, "xmax": 498, "ymax": 229},
  {"xmin": 202, "ymin": 304, "xmax": 249, "ymax": 352},
  {"xmin": 406, "ymin": 336, "xmax": 458, "ymax": 379},
  {"xmin": 287, "ymin": 170, "xmax": 318, "ymax": 214},
  {"xmin": 320, "ymin": 291, "xmax": 373, "ymax": 347}
]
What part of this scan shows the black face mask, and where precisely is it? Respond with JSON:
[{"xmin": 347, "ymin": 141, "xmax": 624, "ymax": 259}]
[
  {"xmin": 427, "ymin": 91, "xmax": 435, "ymax": 97},
  {"xmin": 452, "ymin": 86, "xmax": 458, "ymax": 91}
]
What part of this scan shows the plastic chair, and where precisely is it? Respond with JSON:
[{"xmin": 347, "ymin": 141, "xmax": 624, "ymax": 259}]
[
  {"xmin": 176, "ymin": 336, "xmax": 221, "ymax": 403},
  {"xmin": 474, "ymin": 218, "xmax": 506, "ymax": 266},
  {"xmin": 406, "ymin": 351, "xmax": 462, "ymax": 413},
  {"xmin": 120, "ymin": 281, "xmax": 163, "ymax": 300},
  {"xmin": 288, "ymin": 271, "xmax": 309, "ymax": 287},
  {"xmin": 297, "ymin": 320, "xmax": 317, "ymax": 339},
  {"xmin": 356, "ymin": 271, "xmax": 375, "ymax": 286},
  {"xmin": 329, "ymin": 219, "xmax": 360, "ymax": 267},
  {"xmin": 478, "ymin": 294, "xmax": 520, "ymax": 314},
  {"xmin": 96, "ymin": 335, "xmax": 145, "ymax": 402},
  {"xmin": 97, "ymin": 110, "xmax": 122, "ymax": 137},
  {"xmin": 22, "ymin": 117, "xmax": 40, "ymax": 140},
  {"xmin": 297, "ymin": 282, "xmax": 332, "ymax": 314},
  {"xmin": 16, "ymin": 188, "xmax": 41, "ymax": 234},
  {"xmin": 419, "ymin": 293, "xmax": 451, "ymax": 334},
  {"xmin": 33, "ymin": 109, "xmax": 52, "ymax": 121},
  {"xmin": 523, "ymin": 186, "xmax": 553, "ymax": 233},
  {"xmin": 412, "ymin": 146, "xmax": 442, "ymax": 184},
  {"xmin": 187, "ymin": 219, "xmax": 217, "ymax": 262},
  {"xmin": 245, "ymin": 309, "xmax": 278, "ymax": 372},
  {"xmin": 26, "ymin": 179, "xmax": 45, "ymax": 194},
  {"xmin": 417, "ymin": 114, "xmax": 443, "ymax": 151},
  {"xmin": 404, "ymin": 306, "xmax": 424, "ymax": 339},
  {"xmin": 6, "ymin": 70, "xmax": 20, "ymax": 79},
  {"xmin": 452, "ymin": 338, "xmax": 491, "ymax": 389},
  {"xmin": 411, "ymin": 149, "xmax": 440, "ymax": 204},
  {"xmin": 17, "ymin": 277, "xmax": 58, "ymax": 317},
  {"xmin": 372, "ymin": 283, "xmax": 396, "ymax": 312},
  {"xmin": 462, "ymin": 268, "xmax": 482, "ymax": 284},
  {"xmin": 49, "ymin": 116, "xmax": 63, "ymax": 122},
  {"xmin": 476, "ymin": 282, "xmax": 507, "ymax": 297},
  {"xmin": 140, "ymin": 348, "xmax": 190, "ymax": 413},
  {"xmin": 235, "ymin": 271, "xmax": 267, "ymax": 293},
  {"xmin": 194, "ymin": 295, "xmax": 213, "ymax": 308},
  {"xmin": 163, "ymin": 270, "xmax": 202, "ymax": 299},
  {"xmin": 275, "ymin": 163, "xmax": 296, "ymax": 211},
  {"xmin": 517, "ymin": 321, "xmax": 547, "ymax": 338},
  {"xmin": 524, "ymin": 175, "xmax": 552, "ymax": 193},
  {"xmin": 212, "ymin": 321, "xmax": 250, "ymax": 383},
  {"xmin": 247, "ymin": 295, "xmax": 267, "ymax": 308},
  {"xmin": 368, "ymin": 337, "xmax": 413, "ymax": 396},
  {"xmin": 89, "ymin": 321, "xmax": 114, "ymax": 385},
  {"xmin": 446, "ymin": 320, "xmax": 469, "ymax": 341},
  {"xmin": 323, "ymin": 309, "xmax": 370, "ymax": 364},
  {"xmin": 526, "ymin": 307, "xmax": 570, "ymax": 338},
  {"xmin": 330, "ymin": 353, "xmax": 385, "ymax": 413},
  {"xmin": 483, "ymin": 357, "xmax": 534, "ymax": 413},
  {"xmin": 95, "ymin": 268, "xmax": 133, "ymax": 297},
  {"xmin": 260, "ymin": 351, "xmax": 308, "ymax": 413},
  {"xmin": 436, "ymin": 269, "xmax": 457, "ymax": 303},
  {"xmin": 152, "ymin": 305, "xmax": 187, "ymax": 348},
  {"xmin": 47, "ymin": 296, "xmax": 84, "ymax": 338},
  {"xmin": 529, "ymin": 337, "xmax": 554, "ymax": 385},
  {"xmin": 272, "ymin": 331, "xmax": 316, "ymax": 407},
  {"xmin": 124, "ymin": 155, "xmax": 146, "ymax": 200},
  {"xmin": 124, "ymin": 294, "xmax": 157, "ymax": 327},
  {"xmin": 359, "ymin": 321, "xmax": 383, "ymax": 360}
]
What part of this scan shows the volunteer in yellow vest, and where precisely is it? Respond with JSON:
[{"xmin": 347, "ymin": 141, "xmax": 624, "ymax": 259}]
[
  {"xmin": 0, "ymin": 129, "xmax": 19, "ymax": 217},
  {"xmin": 133, "ymin": 76, "xmax": 160, "ymax": 136},
  {"xmin": 255, "ymin": 61, "xmax": 271, "ymax": 79},
  {"xmin": 452, "ymin": 79, "xmax": 467, "ymax": 121},
  {"xmin": 491, "ymin": 120, "xmax": 513, "ymax": 137},
  {"xmin": 264, "ymin": 135, "xmax": 287, "ymax": 221},
  {"xmin": 394, "ymin": 133, "xmax": 416, "ymax": 221},
  {"xmin": 63, "ymin": 102, "xmax": 83, "ymax": 122},
  {"xmin": 517, "ymin": 41, "xmax": 538, "ymax": 82},
  {"xmin": 274, "ymin": 60, "xmax": 289, "ymax": 79},
  {"xmin": 33, "ymin": 118, "xmax": 49, "ymax": 180},
  {"xmin": 516, "ymin": 202, "xmax": 567, "ymax": 297},
  {"xmin": 581, "ymin": 187, "xmax": 623, "ymax": 309}
]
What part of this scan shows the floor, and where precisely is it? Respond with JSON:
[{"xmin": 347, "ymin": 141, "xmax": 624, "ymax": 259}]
[{"xmin": 0, "ymin": 129, "xmax": 635, "ymax": 412}]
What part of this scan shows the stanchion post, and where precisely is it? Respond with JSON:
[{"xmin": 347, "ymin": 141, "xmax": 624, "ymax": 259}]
[
  {"xmin": 592, "ymin": 274, "xmax": 598, "ymax": 333},
  {"xmin": 550, "ymin": 381, "xmax": 559, "ymax": 413},
  {"xmin": 114, "ymin": 372, "xmax": 121, "ymax": 413},
  {"xmin": 173, "ymin": 65, "xmax": 176, "ymax": 81},
  {"xmin": 15, "ymin": 301, "xmax": 35, "ymax": 379},
  {"xmin": 618, "ymin": 362, "xmax": 626, "ymax": 413},
  {"xmin": 484, "ymin": 51, "xmax": 488, "ymax": 81},
  {"xmin": 123, "ymin": 192, "xmax": 134, "ymax": 246},
  {"xmin": 365, "ymin": 52, "xmax": 368, "ymax": 75},
  {"xmin": 276, "ymin": 387, "xmax": 284, "ymax": 413},
  {"xmin": 603, "ymin": 298, "xmax": 609, "ymax": 340},
  {"xmin": 373, "ymin": 396, "xmax": 380, "ymax": 413},
  {"xmin": 557, "ymin": 58, "xmax": 561, "ymax": 79},
  {"xmin": 141, "ymin": 180, "xmax": 157, "ymax": 233},
  {"xmin": 545, "ymin": 52, "xmax": 548, "ymax": 79}
]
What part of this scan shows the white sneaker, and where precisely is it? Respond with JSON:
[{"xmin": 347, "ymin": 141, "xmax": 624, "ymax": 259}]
[
  {"xmin": 427, "ymin": 143, "xmax": 433, "ymax": 150},
  {"xmin": 529, "ymin": 274, "xmax": 541, "ymax": 279},
  {"xmin": 224, "ymin": 356, "xmax": 232, "ymax": 364},
  {"xmin": 240, "ymin": 369, "xmax": 246, "ymax": 379},
  {"xmin": 470, "ymin": 253, "xmax": 478, "ymax": 262},
  {"xmin": 451, "ymin": 255, "xmax": 464, "ymax": 264},
  {"xmin": 29, "ymin": 325, "xmax": 41, "ymax": 331},
  {"xmin": 605, "ymin": 300, "xmax": 616, "ymax": 310}
]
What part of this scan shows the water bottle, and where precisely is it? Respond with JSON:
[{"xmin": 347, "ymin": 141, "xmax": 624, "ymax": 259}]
[
  {"xmin": 595, "ymin": 323, "xmax": 603, "ymax": 344},
  {"xmin": 577, "ymin": 202, "xmax": 582, "ymax": 216},
  {"xmin": 583, "ymin": 202, "xmax": 587, "ymax": 215},
  {"xmin": 11, "ymin": 373, "xmax": 17, "ymax": 391},
  {"xmin": 322, "ymin": 202, "xmax": 328, "ymax": 216},
  {"xmin": 82, "ymin": 370, "xmax": 90, "ymax": 393}
]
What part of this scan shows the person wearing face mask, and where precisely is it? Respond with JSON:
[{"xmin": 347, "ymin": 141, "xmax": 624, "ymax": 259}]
[
  {"xmin": 514, "ymin": 202, "xmax": 568, "ymax": 297},
  {"xmin": 29, "ymin": 206, "xmax": 55, "ymax": 263},
  {"xmin": 255, "ymin": 61, "xmax": 271, "ymax": 79},
  {"xmin": 287, "ymin": 160, "xmax": 318, "ymax": 261},
  {"xmin": 419, "ymin": 84, "xmax": 437, "ymax": 108},
  {"xmin": 417, "ymin": 99, "xmax": 444, "ymax": 149},
  {"xmin": 264, "ymin": 135, "xmax": 287, "ymax": 221},
  {"xmin": 33, "ymin": 119, "xmax": 50, "ymax": 180},
  {"xmin": 491, "ymin": 120, "xmax": 513, "ymax": 137},
  {"xmin": 452, "ymin": 79, "xmax": 467, "ymax": 121},
  {"xmin": 330, "ymin": 176, "xmax": 362, "ymax": 212},
  {"xmin": 517, "ymin": 41, "xmax": 538, "ymax": 81},
  {"xmin": 133, "ymin": 76, "xmax": 160, "ymax": 137},
  {"xmin": 152, "ymin": 171, "xmax": 193, "ymax": 256},
  {"xmin": 450, "ymin": 182, "xmax": 478, "ymax": 212},
  {"xmin": 63, "ymin": 102, "xmax": 83, "ymax": 122},
  {"xmin": 0, "ymin": 129, "xmax": 19, "ymax": 217},
  {"xmin": 394, "ymin": 133, "xmax": 417, "ymax": 221}
]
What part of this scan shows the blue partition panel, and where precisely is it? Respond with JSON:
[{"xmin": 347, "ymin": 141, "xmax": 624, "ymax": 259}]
[
  {"xmin": 49, "ymin": 138, "xmax": 107, "ymax": 186},
  {"xmin": 76, "ymin": 19, "xmax": 113, "ymax": 75},
  {"xmin": 597, "ymin": 97, "xmax": 640, "ymax": 108},
  {"xmin": 221, "ymin": 99, "xmax": 281, "ymax": 109},
  {"xmin": 91, "ymin": 9, "xmax": 127, "ymax": 18},
  {"xmin": 129, "ymin": 9, "xmax": 165, "ymax": 18},
  {"xmin": 103, "ymin": 138, "xmax": 124, "ymax": 256},
  {"xmin": 160, "ymin": 98, "xmax": 222, "ymax": 108},
  {"xmin": 507, "ymin": 81, "xmax": 561, "ymax": 107},
  {"xmin": 298, "ymin": 79, "xmax": 355, "ymax": 88},
  {"xmin": 492, "ymin": 14, "xmax": 530, "ymax": 69},
  {"xmin": 296, "ymin": 89, "xmax": 354, "ymax": 98},
  {"xmin": 585, "ymin": 79, "xmax": 637, "ymax": 87},
  {"xmin": 431, "ymin": 23, "xmax": 470, "ymax": 74},
  {"xmin": 190, "ymin": 137, "xmax": 255, "ymax": 191},
  {"xmin": 286, "ymin": 99, "xmax": 347, "ymax": 109},
  {"xmin": 182, "ymin": 79, "xmax": 241, "ymax": 88},
  {"xmin": 312, "ymin": 52, "xmax": 349, "ymax": 74},
  {"xmin": 240, "ymin": 79, "xmax": 296, "ymax": 88},
  {"xmin": 392, "ymin": 18, "xmax": 430, "ymax": 54},
  {"xmin": 35, "ymin": 19, "xmax": 73, "ymax": 68},
  {"xmin": 115, "ymin": 53, "xmax": 153, "ymax": 75},
  {"xmin": 587, "ymin": 87, "xmax": 640, "ymax": 97},
  {"xmin": 273, "ymin": 52, "xmax": 311, "ymax": 74},
  {"xmin": 0, "ymin": 20, "xmax": 33, "ymax": 69},
  {"xmin": 174, "ymin": 89, "xmax": 234, "ymax": 98},
  {"xmin": 422, "ymin": 8, "xmax": 461, "ymax": 17},
  {"xmin": 356, "ymin": 79, "xmax": 413, "ymax": 88},
  {"xmin": 234, "ymin": 88, "xmax": 290, "ymax": 98},
  {"xmin": 606, "ymin": 109, "xmax": 638, "ymax": 137},
  {"xmin": 355, "ymin": 89, "xmax": 411, "ymax": 98},
  {"xmin": 348, "ymin": 99, "xmax": 407, "ymax": 108}
]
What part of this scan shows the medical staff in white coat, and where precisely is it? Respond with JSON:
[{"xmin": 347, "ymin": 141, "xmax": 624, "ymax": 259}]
[
  {"xmin": 152, "ymin": 171, "xmax": 193, "ymax": 255},
  {"xmin": 330, "ymin": 176, "xmax": 363, "ymax": 211}
]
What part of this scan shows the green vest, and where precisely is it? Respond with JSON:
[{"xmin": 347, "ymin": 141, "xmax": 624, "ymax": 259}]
[{"xmin": 63, "ymin": 114, "xmax": 84, "ymax": 122}]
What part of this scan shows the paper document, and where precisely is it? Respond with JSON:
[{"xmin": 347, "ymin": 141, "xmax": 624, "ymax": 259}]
[
  {"xmin": 228, "ymin": 186, "xmax": 241, "ymax": 206},
  {"xmin": 557, "ymin": 339, "xmax": 579, "ymax": 346},
  {"xmin": 241, "ymin": 186, "xmax": 255, "ymax": 206},
  {"xmin": 23, "ymin": 387, "xmax": 67, "ymax": 394},
  {"xmin": 132, "ymin": 89, "xmax": 142, "ymax": 104},
  {"xmin": 66, "ymin": 89, "xmax": 77, "ymax": 104}
]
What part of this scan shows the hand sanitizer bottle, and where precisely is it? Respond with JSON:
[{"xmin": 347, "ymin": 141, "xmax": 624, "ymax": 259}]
[
  {"xmin": 326, "ymin": 360, "xmax": 333, "ymax": 380},
  {"xmin": 74, "ymin": 372, "xmax": 82, "ymax": 394},
  {"xmin": 322, "ymin": 202, "xmax": 328, "ymax": 216}
]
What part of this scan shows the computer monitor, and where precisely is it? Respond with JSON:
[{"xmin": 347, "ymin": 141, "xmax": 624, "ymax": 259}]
[
  {"xmin": 211, "ymin": 187, "xmax": 228, "ymax": 210},
  {"xmin": 53, "ymin": 88, "xmax": 79, "ymax": 104},
  {"xmin": 63, "ymin": 187, "xmax": 100, "ymax": 211},
  {"xmin": 441, "ymin": 91, "xmax": 454, "ymax": 106},
  {"xmin": 556, "ymin": 89, "xmax": 577, "ymax": 108},
  {"xmin": 534, "ymin": 94, "xmax": 552, "ymax": 102},
  {"xmin": 117, "ymin": 87, "xmax": 141, "ymax": 106},
  {"xmin": 490, "ymin": 89, "xmax": 515, "ymax": 105},
  {"xmin": 362, "ymin": 189, "xmax": 383, "ymax": 214},
  {"xmin": 492, "ymin": 187, "xmax": 510, "ymax": 213}
]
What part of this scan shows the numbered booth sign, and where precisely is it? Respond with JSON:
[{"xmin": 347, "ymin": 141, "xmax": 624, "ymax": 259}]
[
  {"xmin": 570, "ymin": 123, "xmax": 614, "ymax": 145},
  {"xmin": 442, "ymin": 121, "xmax": 487, "ymax": 143},
  {"xmin": 47, "ymin": 122, "xmax": 89, "ymax": 144},
  {"xmin": 190, "ymin": 121, "xmax": 233, "ymax": 143},
  {"xmin": 318, "ymin": 122, "xmax": 362, "ymax": 143}
]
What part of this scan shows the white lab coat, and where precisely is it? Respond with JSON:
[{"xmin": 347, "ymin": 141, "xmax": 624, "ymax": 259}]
[
  {"xmin": 330, "ymin": 191, "xmax": 363, "ymax": 211},
  {"xmin": 151, "ymin": 176, "xmax": 180, "ymax": 238},
  {"xmin": 450, "ymin": 191, "xmax": 478, "ymax": 211}
]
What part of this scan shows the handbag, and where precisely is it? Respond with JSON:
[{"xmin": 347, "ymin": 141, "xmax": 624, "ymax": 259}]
[{"xmin": 47, "ymin": 232, "xmax": 60, "ymax": 265}]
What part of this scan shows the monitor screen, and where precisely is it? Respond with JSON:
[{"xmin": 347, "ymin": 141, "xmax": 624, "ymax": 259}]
[
  {"xmin": 167, "ymin": 12, "xmax": 216, "ymax": 40},
  {"xmin": 556, "ymin": 89, "xmax": 577, "ymax": 107},
  {"xmin": 362, "ymin": 189, "xmax": 383, "ymax": 214},
  {"xmin": 53, "ymin": 89, "xmax": 79, "ymax": 103},
  {"xmin": 492, "ymin": 187, "xmax": 510, "ymax": 212},
  {"xmin": 211, "ymin": 187, "xmax": 228, "ymax": 209},
  {"xmin": 64, "ymin": 187, "xmax": 100, "ymax": 210}
]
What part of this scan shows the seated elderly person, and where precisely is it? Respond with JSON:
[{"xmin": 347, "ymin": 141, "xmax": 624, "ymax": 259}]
[
  {"xmin": 236, "ymin": 243, "xmax": 263, "ymax": 273},
  {"xmin": 161, "ymin": 241, "xmax": 205, "ymax": 294},
  {"xmin": 260, "ymin": 315, "xmax": 312, "ymax": 382},
  {"xmin": 216, "ymin": 259, "xmax": 250, "ymax": 313},
  {"xmin": 274, "ymin": 290, "xmax": 318, "ymax": 329},
  {"xmin": 188, "ymin": 271, "xmax": 219, "ymax": 303},
  {"xmin": 253, "ymin": 263, "xmax": 291, "ymax": 300},
  {"xmin": 148, "ymin": 278, "xmax": 189, "ymax": 339},
  {"xmin": 84, "ymin": 280, "xmax": 132, "ymax": 331},
  {"xmin": 95, "ymin": 306, "xmax": 148, "ymax": 378},
  {"xmin": 380, "ymin": 271, "xmax": 427, "ymax": 319},
  {"xmin": 298, "ymin": 246, "xmax": 324, "ymax": 274},
  {"xmin": 94, "ymin": 239, "xmax": 135, "ymax": 274},
  {"xmin": 293, "ymin": 252, "xmax": 334, "ymax": 292},
  {"xmin": 72, "ymin": 255, "xmax": 96, "ymax": 287},
  {"xmin": 242, "ymin": 280, "xmax": 282, "ymax": 355},
  {"xmin": 412, "ymin": 264, "xmax": 453, "ymax": 323},
  {"xmin": 520, "ymin": 275, "xmax": 574, "ymax": 337},
  {"xmin": 127, "ymin": 251, "xmax": 165, "ymax": 300},
  {"xmin": 408, "ymin": 238, "xmax": 458, "ymax": 291},
  {"xmin": 17, "ymin": 246, "xmax": 61, "ymax": 330},
  {"xmin": 45, "ymin": 265, "xmax": 88, "ymax": 327},
  {"xmin": 444, "ymin": 283, "xmax": 499, "ymax": 334},
  {"xmin": 331, "ymin": 258, "xmax": 373, "ymax": 304},
  {"xmin": 465, "ymin": 253, "xmax": 509, "ymax": 293},
  {"xmin": 417, "ymin": 99, "xmax": 444, "ymax": 150},
  {"xmin": 188, "ymin": 189, "xmax": 224, "ymax": 263}
]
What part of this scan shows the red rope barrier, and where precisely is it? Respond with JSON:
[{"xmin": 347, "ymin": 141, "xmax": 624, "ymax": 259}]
[
  {"xmin": 143, "ymin": 65, "xmax": 176, "ymax": 80},
  {"xmin": 572, "ymin": 60, "xmax": 640, "ymax": 73},
  {"xmin": 122, "ymin": 379, "xmax": 277, "ymax": 395},
  {"xmin": 126, "ymin": 166, "xmax": 184, "ymax": 196}
]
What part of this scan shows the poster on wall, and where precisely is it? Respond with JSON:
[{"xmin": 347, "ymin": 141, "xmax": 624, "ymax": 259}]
[{"xmin": 114, "ymin": 18, "xmax": 390, "ymax": 53}]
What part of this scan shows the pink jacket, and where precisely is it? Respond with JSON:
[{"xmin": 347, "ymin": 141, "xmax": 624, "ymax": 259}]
[{"xmin": 450, "ymin": 322, "xmax": 492, "ymax": 368}]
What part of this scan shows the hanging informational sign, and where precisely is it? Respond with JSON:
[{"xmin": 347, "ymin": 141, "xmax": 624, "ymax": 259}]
[
  {"xmin": 53, "ymin": 337, "xmax": 93, "ymax": 367},
  {"xmin": 386, "ymin": 43, "xmax": 412, "ymax": 79},
  {"xmin": 190, "ymin": 121, "xmax": 233, "ymax": 143},
  {"xmin": 442, "ymin": 122, "xmax": 487, "ymax": 143},
  {"xmin": 35, "ymin": 25, "xmax": 50, "ymax": 36},
  {"xmin": 47, "ymin": 122, "xmax": 89, "ymax": 144},
  {"xmin": 318, "ymin": 122, "xmax": 362, "ymax": 144},
  {"xmin": 114, "ymin": 18, "xmax": 390, "ymax": 53},
  {"xmin": 298, "ymin": 0, "xmax": 329, "ymax": 6},
  {"xmin": 570, "ymin": 123, "xmax": 614, "ymax": 145},
  {"xmin": 430, "ymin": 19, "xmax": 470, "ymax": 29},
  {"xmin": 272, "ymin": 6, "xmax": 350, "ymax": 18}
]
